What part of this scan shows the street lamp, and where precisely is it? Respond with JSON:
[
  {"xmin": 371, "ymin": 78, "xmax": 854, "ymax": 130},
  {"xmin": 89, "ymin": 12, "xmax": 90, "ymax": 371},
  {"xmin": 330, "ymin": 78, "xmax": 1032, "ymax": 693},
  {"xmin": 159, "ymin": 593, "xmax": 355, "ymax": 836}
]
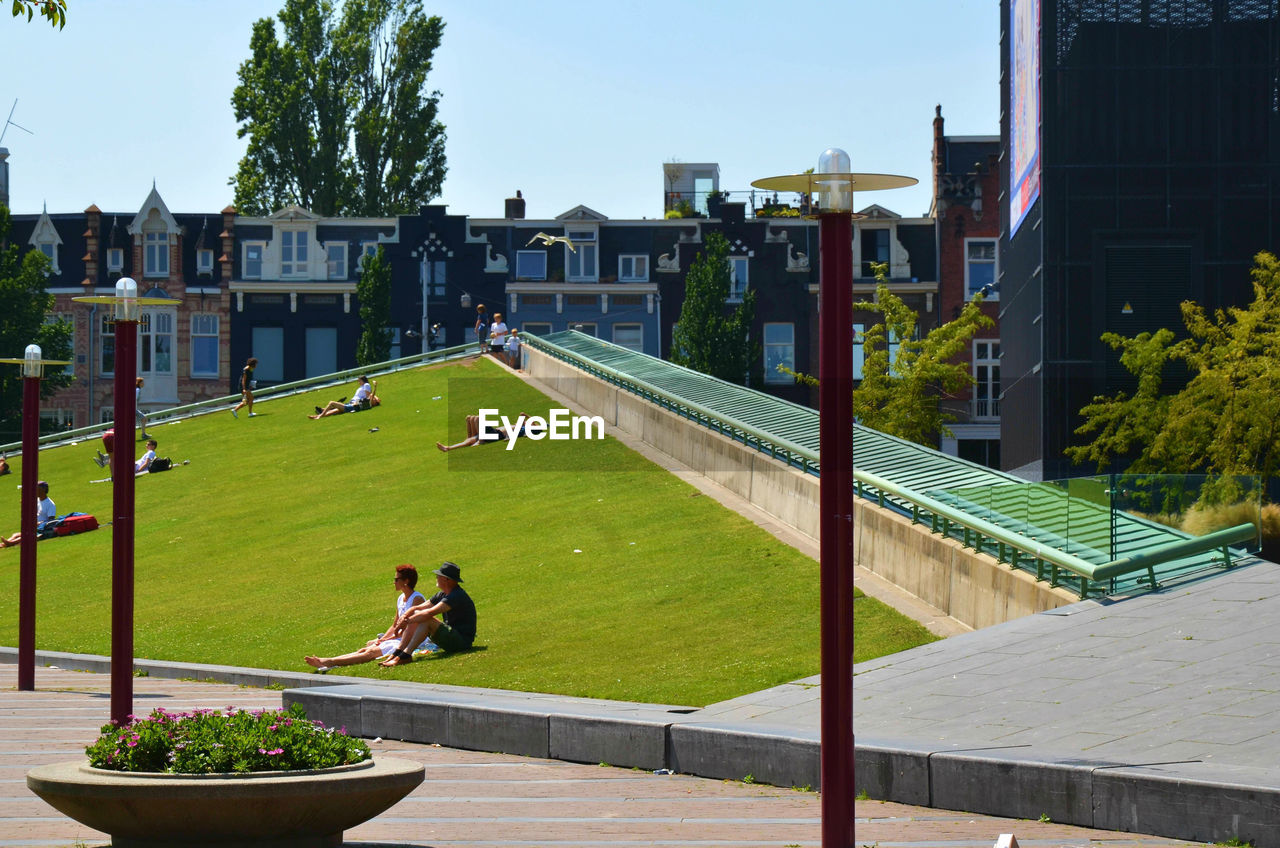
[
  {"xmin": 753, "ymin": 152, "xmax": 916, "ymax": 848},
  {"xmin": 0, "ymin": 344, "xmax": 70, "ymax": 691},
  {"xmin": 73, "ymin": 278, "xmax": 179, "ymax": 724}
]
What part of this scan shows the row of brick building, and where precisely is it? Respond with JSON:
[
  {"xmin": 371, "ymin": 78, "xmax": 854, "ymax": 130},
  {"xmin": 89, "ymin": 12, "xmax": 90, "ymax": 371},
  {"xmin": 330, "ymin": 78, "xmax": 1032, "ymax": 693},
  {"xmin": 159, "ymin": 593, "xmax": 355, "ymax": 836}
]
[{"xmin": 2, "ymin": 109, "xmax": 1002, "ymax": 465}]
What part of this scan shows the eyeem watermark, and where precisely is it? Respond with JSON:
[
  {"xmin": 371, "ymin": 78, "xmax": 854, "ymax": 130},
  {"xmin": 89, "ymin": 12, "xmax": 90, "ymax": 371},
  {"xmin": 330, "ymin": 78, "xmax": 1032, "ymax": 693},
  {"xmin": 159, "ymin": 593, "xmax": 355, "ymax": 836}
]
[{"xmin": 477, "ymin": 408, "xmax": 605, "ymax": 450}]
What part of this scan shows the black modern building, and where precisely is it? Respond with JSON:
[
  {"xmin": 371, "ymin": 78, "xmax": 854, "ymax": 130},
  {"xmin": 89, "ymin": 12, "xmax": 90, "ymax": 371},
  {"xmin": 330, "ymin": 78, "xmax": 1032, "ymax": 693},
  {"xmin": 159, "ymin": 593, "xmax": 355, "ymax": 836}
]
[{"xmin": 1000, "ymin": 0, "xmax": 1280, "ymax": 480}]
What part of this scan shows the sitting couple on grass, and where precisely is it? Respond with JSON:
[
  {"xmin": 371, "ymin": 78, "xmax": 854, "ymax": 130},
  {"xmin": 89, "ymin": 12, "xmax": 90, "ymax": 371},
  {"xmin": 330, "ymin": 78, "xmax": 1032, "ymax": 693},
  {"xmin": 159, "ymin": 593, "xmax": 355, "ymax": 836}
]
[
  {"xmin": 310, "ymin": 376, "xmax": 381, "ymax": 419},
  {"xmin": 303, "ymin": 561, "xmax": 476, "ymax": 673}
]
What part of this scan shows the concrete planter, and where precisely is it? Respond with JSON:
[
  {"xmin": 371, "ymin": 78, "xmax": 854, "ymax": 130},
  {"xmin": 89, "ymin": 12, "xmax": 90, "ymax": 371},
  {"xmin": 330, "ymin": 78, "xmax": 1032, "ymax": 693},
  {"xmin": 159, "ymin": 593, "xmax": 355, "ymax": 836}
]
[{"xmin": 26, "ymin": 756, "xmax": 424, "ymax": 847}]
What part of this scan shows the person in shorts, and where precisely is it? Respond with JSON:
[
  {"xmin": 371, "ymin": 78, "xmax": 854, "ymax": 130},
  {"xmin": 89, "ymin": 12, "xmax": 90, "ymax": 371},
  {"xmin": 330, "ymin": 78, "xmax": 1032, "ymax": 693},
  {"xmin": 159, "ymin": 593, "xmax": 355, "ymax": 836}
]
[
  {"xmin": 232, "ymin": 357, "xmax": 258, "ymax": 419},
  {"xmin": 309, "ymin": 376, "xmax": 380, "ymax": 419},
  {"xmin": 380, "ymin": 561, "xmax": 476, "ymax": 665},
  {"xmin": 303, "ymin": 564, "xmax": 427, "ymax": 672}
]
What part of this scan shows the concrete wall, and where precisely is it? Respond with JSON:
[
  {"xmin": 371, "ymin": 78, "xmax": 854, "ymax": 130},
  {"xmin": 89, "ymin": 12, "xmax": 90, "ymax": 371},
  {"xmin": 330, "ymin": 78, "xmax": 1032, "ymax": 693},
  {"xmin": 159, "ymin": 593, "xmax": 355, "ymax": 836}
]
[{"xmin": 522, "ymin": 345, "xmax": 1076, "ymax": 627}]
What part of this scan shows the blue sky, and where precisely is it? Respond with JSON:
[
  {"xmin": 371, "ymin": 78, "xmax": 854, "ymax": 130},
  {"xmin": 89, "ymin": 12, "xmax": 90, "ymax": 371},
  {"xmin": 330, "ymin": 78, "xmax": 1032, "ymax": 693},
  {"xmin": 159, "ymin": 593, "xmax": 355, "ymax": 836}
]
[{"xmin": 2, "ymin": 0, "xmax": 999, "ymax": 222}]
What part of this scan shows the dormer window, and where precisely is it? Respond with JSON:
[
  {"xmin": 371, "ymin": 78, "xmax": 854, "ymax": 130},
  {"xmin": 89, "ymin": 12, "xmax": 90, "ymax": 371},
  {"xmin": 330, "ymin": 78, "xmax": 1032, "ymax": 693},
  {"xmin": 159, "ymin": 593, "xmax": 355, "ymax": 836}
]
[
  {"xmin": 281, "ymin": 230, "xmax": 309, "ymax": 277},
  {"xmin": 28, "ymin": 209, "xmax": 62, "ymax": 275},
  {"xmin": 566, "ymin": 228, "xmax": 597, "ymax": 281},
  {"xmin": 197, "ymin": 249, "xmax": 214, "ymax": 276},
  {"xmin": 243, "ymin": 242, "xmax": 265, "ymax": 279},
  {"xmin": 326, "ymin": 243, "xmax": 348, "ymax": 280},
  {"xmin": 107, "ymin": 248, "xmax": 124, "ymax": 273}
]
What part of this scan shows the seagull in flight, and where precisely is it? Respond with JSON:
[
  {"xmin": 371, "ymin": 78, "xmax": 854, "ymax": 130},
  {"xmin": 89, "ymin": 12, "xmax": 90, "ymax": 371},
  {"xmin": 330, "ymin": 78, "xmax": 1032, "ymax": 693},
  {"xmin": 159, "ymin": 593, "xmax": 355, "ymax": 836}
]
[{"xmin": 526, "ymin": 232, "xmax": 576, "ymax": 253}]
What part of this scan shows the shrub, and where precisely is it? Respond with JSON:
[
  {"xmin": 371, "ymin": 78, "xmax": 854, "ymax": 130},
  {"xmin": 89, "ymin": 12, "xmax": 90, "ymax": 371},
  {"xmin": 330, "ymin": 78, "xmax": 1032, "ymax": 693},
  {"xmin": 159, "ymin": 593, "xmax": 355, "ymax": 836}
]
[{"xmin": 85, "ymin": 703, "xmax": 371, "ymax": 774}]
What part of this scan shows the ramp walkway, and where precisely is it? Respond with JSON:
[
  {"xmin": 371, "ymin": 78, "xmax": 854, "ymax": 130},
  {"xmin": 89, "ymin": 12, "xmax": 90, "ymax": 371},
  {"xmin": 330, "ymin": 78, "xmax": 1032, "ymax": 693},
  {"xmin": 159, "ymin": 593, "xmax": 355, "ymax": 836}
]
[{"xmin": 526, "ymin": 330, "xmax": 1256, "ymax": 598}]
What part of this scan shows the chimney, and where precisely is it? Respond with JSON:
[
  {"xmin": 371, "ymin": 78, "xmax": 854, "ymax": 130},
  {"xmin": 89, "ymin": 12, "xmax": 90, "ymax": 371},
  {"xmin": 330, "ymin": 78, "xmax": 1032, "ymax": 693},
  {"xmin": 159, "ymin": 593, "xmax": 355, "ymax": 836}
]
[
  {"xmin": 932, "ymin": 105, "xmax": 946, "ymax": 206},
  {"xmin": 0, "ymin": 148, "xmax": 9, "ymax": 209},
  {"xmin": 505, "ymin": 189, "xmax": 525, "ymax": 219}
]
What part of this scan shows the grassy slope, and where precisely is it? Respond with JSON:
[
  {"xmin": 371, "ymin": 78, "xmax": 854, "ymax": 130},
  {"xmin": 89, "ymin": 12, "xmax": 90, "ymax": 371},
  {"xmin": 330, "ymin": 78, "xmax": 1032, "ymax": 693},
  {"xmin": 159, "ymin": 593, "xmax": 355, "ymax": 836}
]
[{"xmin": 0, "ymin": 358, "xmax": 932, "ymax": 705}]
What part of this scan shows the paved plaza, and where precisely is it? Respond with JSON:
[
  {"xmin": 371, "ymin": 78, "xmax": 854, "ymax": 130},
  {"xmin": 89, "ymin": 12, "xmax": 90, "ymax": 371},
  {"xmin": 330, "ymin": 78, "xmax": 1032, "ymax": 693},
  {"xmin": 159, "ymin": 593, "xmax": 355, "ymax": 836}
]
[{"xmin": 0, "ymin": 663, "xmax": 1213, "ymax": 847}]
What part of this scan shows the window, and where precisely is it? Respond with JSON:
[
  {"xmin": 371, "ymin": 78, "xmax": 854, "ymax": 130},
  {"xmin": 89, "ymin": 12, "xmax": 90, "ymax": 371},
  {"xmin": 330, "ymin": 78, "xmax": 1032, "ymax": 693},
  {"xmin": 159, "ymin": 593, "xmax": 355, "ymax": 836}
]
[
  {"xmin": 613, "ymin": 323, "xmax": 643, "ymax": 352},
  {"xmin": 40, "ymin": 409, "xmax": 73, "ymax": 435},
  {"xmin": 359, "ymin": 242, "xmax": 379, "ymax": 269},
  {"xmin": 612, "ymin": 294, "xmax": 643, "ymax": 306},
  {"xmin": 389, "ymin": 327, "xmax": 402, "ymax": 360},
  {"xmin": 144, "ymin": 230, "xmax": 169, "ymax": 277},
  {"xmin": 566, "ymin": 294, "xmax": 597, "ymax": 307},
  {"xmin": 522, "ymin": 322, "xmax": 552, "ymax": 336},
  {"xmin": 728, "ymin": 257, "xmax": 749, "ymax": 301},
  {"xmin": 191, "ymin": 313, "xmax": 219, "ymax": 377},
  {"xmin": 99, "ymin": 406, "xmax": 115, "ymax": 425},
  {"xmin": 195, "ymin": 249, "xmax": 214, "ymax": 276},
  {"xmin": 763, "ymin": 323, "xmax": 795, "ymax": 384},
  {"xmin": 966, "ymin": 239, "xmax": 998, "ymax": 299},
  {"xmin": 100, "ymin": 315, "xmax": 115, "ymax": 376},
  {"xmin": 326, "ymin": 243, "xmax": 348, "ymax": 280},
  {"xmin": 973, "ymin": 340, "xmax": 1000, "ymax": 419},
  {"xmin": 619, "ymin": 255, "xmax": 648, "ymax": 282},
  {"xmin": 516, "ymin": 251, "xmax": 547, "ymax": 280},
  {"xmin": 106, "ymin": 248, "xmax": 124, "ymax": 272},
  {"xmin": 566, "ymin": 229, "xmax": 597, "ymax": 281},
  {"xmin": 281, "ymin": 231, "xmax": 309, "ymax": 277},
  {"xmin": 422, "ymin": 259, "xmax": 446, "ymax": 297},
  {"xmin": 139, "ymin": 312, "xmax": 174, "ymax": 375},
  {"xmin": 852, "ymin": 323, "xmax": 864, "ymax": 380},
  {"xmin": 571, "ymin": 322, "xmax": 597, "ymax": 336},
  {"xmin": 861, "ymin": 228, "xmax": 890, "ymax": 277},
  {"xmin": 243, "ymin": 242, "xmax": 265, "ymax": 279},
  {"xmin": 522, "ymin": 294, "xmax": 553, "ymax": 307},
  {"xmin": 39, "ymin": 243, "xmax": 55, "ymax": 264}
]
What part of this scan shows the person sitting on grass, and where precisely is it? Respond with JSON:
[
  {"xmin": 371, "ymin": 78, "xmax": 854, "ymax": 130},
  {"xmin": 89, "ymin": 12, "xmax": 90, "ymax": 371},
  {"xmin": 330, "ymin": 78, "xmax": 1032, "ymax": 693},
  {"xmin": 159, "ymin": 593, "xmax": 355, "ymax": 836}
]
[
  {"xmin": 380, "ymin": 561, "xmax": 476, "ymax": 666},
  {"xmin": 135, "ymin": 439, "xmax": 158, "ymax": 474},
  {"xmin": 310, "ymin": 376, "xmax": 380, "ymax": 419},
  {"xmin": 0, "ymin": 453, "xmax": 9, "ymax": 476},
  {"xmin": 303, "ymin": 564, "xmax": 427, "ymax": 673},
  {"xmin": 0, "ymin": 481, "xmax": 54, "ymax": 548},
  {"xmin": 436, "ymin": 412, "xmax": 532, "ymax": 452}
]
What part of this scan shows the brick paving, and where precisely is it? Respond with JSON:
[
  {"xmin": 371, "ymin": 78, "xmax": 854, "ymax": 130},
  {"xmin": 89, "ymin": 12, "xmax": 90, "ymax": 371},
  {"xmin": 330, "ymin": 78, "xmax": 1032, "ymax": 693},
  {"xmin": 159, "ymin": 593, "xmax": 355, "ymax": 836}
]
[{"xmin": 0, "ymin": 665, "xmax": 1210, "ymax": 847}]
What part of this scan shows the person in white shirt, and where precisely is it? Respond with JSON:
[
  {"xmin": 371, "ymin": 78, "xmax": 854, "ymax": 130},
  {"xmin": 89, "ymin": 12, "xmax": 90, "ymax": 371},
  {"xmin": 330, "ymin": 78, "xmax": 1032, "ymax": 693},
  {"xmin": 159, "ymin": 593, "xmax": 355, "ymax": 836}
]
[
  {"xmin": 310, "ymin": 376, "xmax": 381, "ymax": 419},
  {"xmin": 135, "ymin": 439, "xmax": 158, "ymax": 474},
  {"xmin": 488, "ymin": 313, "xmax": 508, "ymax": 354},
  {"xmin": 0, "ymin": 481, "xmax": 55, "ymax": 548},
  {"xmin": 505, "ymin": 329, "xmax": 522, "ymax": 369},
  {"xmin": 135, "ymin": 378, "xmax": 152, "ymax": 439}
]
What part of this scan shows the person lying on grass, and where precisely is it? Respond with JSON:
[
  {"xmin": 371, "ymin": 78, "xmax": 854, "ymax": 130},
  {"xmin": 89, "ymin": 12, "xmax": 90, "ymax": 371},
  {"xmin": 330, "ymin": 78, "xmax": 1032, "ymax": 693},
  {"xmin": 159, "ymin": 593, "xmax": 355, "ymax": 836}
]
[
  {"xmin": 436, "ymin": 412, "xmax": 533, "ymax": 452},
  {"xmin": 380, "ymin": 561, "xmax": 476, "ymax": 666},
  {"xmin": 303, "ymin": 564, "xmax": 427, "ymax": 673},
  {"xmin": 310, "ymin": 376, "xmax": 380, "ymax": 419}
]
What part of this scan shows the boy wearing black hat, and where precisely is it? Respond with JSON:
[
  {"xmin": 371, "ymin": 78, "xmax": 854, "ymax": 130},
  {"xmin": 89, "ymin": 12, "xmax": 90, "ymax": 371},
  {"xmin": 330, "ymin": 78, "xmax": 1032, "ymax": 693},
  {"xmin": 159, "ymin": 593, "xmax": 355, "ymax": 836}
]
[{"xmin": 381, "ymin": 561, "xmax": 476, "ymax": 665}]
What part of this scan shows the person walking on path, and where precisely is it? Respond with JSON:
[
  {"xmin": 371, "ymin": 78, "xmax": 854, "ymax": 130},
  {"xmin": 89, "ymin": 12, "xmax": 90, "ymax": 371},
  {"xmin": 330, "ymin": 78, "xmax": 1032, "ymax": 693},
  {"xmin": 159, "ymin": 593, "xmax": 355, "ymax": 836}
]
[
  {"xmin": 304, "ymin": 564, "xmax": 427, "ymax": 672},
  {"xmin": 381, "ymin": 562, "xmax": 476, "ymax": 665},
  {"xmin": 232, "ymin": 357, "xmax": 257, "ymax": 419}
]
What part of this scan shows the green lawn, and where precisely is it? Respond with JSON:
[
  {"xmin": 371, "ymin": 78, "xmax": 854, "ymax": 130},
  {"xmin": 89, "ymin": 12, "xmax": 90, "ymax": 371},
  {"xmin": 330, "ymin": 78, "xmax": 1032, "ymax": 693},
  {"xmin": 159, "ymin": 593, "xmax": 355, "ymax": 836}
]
[{"xmin": 0, "ymin": 358, "xmax": 934, "ymax": 705}]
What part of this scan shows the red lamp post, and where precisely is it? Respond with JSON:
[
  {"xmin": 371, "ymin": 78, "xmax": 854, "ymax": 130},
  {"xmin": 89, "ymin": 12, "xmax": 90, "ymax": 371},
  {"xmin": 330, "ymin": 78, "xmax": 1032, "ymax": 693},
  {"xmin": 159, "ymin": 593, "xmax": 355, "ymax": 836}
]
[
  {"xmin": 74, "ymin": 279, "xmax": 178, "ymax": 724},
  {"xmin": 754, "ymin": 153, "xmax": 916, "ymax": 848},
  {"xmin": 0, "ymin": 344, "xmax": 70, "ymax": 691}
]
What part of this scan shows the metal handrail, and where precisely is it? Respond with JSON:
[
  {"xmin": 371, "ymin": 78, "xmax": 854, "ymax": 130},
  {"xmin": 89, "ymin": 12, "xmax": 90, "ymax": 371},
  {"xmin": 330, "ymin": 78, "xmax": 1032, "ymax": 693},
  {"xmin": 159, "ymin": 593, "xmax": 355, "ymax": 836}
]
[
  {"xmin": 522, "ymin": 332, "xmax": 821, "ymax": 474},
  {"xmin": 856, "ymin": 470, "xmax": 1257, "ymax": 599},
  {"xmin": 1, "ymin": 342, "xmax": 476, "ymax": 455}
]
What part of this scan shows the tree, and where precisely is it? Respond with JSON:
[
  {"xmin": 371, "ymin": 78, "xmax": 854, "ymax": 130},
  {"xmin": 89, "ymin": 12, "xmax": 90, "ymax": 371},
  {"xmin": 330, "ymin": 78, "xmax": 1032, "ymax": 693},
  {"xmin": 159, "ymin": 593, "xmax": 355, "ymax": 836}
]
[
  {"xmin": 1067, "ymin": 251, "xmax": 1280, "ymax": 482},
  {"xmin": 671, "ymin": 232, "xmax": 758, "ymax": 385},
  {"xmin": 846, "ymin": 264, "xmax": 994, "ymax": 445},
  {"xmin": 355, "ymin": 245, "xmax": 392, "ymax": 366},
  {"xmin": 10, "ymin": 0, "xmax": 65, "ymax": 28},
  {"xmin": 0, "ymin": 204, "xmax": 73, "ymax": 441},
  {"xmin": 231, "ymin": 0, "xmax": 446, "ymax": 217}
]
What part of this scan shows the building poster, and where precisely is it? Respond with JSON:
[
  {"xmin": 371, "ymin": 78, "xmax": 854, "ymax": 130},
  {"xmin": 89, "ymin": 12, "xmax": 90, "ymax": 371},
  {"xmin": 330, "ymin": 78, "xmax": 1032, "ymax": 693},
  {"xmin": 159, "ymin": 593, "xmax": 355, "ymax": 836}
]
[{"xmin": 1010, "ymin": 0, "xmax": 1040, "ymax": 237}]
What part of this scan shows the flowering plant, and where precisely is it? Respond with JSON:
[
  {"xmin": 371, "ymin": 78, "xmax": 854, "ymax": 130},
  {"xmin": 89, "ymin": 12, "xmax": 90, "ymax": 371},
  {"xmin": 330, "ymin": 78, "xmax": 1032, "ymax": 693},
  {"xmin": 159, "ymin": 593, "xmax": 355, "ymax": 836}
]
[{"xmin": 85, "ymin": 703, "xmax": 371, "ymax": 774}]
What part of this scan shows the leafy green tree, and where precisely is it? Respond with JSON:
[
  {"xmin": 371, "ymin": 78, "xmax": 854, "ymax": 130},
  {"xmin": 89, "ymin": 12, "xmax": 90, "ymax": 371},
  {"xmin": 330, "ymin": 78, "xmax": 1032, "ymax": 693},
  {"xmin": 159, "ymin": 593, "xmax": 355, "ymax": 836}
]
[
  {"xmin": 847, "ymin": 264, "xmax": 994, "ymax": 445},
  {"xmin": 0, "ymin": 204, "xmax": 73, "ymax": 441},
  {"xmin": 1068, "ymin": 251, "xmax": 1280, "ymax": 482},
  {"xmin": 671, "ymin": 232, "xmax": 759, "ymax": 385},
  {"xmin": 355, "ymin": 245, "xmax": 392, "ymax": 366},
  {"xmin": 231, "ymin": 0, "xmax": 446, "ymax": 217},
  {"xmin": 10, "ymin": 0, "xmax": 65, "ymax": 28}
]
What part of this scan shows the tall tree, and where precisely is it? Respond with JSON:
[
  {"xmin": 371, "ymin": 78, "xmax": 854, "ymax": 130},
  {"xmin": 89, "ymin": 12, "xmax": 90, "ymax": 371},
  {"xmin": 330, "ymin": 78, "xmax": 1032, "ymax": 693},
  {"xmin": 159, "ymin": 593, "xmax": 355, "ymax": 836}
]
[
  {"xmin": 843, "ymin": 263, "xmax": 993, "ymax": 445},
  {"xmin": 0, "ymin": 204, "xmax": 73, "ymax": 441},
  {"xmin": 355, "ymin": 245, "xmax": 392, "ymax": 366},
  {"xmin": 231, "ymin": 0, "xmax": 446, "ymax": 217},
  {"xmin": 1068, "ymin": 251, "xmax": 1280, "ymax": 482},
  {"xmin": 671, "ymin": 232, "xmax": 759, "ymax": 385}
]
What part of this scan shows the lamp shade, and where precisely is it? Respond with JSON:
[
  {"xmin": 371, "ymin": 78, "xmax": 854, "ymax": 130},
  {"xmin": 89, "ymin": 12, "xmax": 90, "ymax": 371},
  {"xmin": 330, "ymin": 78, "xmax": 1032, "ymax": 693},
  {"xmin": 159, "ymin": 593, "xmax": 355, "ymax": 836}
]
[
  {"xmin": 23, "ymin": 344, "xmax": 41, "ymax": 378},
  {"xmin": 816, "ymin": 148, "xmax": 854, "ymax": 213},
  {"xmin": 114, "ymin": 277, "xmax": 139, "ymax": 321}
]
